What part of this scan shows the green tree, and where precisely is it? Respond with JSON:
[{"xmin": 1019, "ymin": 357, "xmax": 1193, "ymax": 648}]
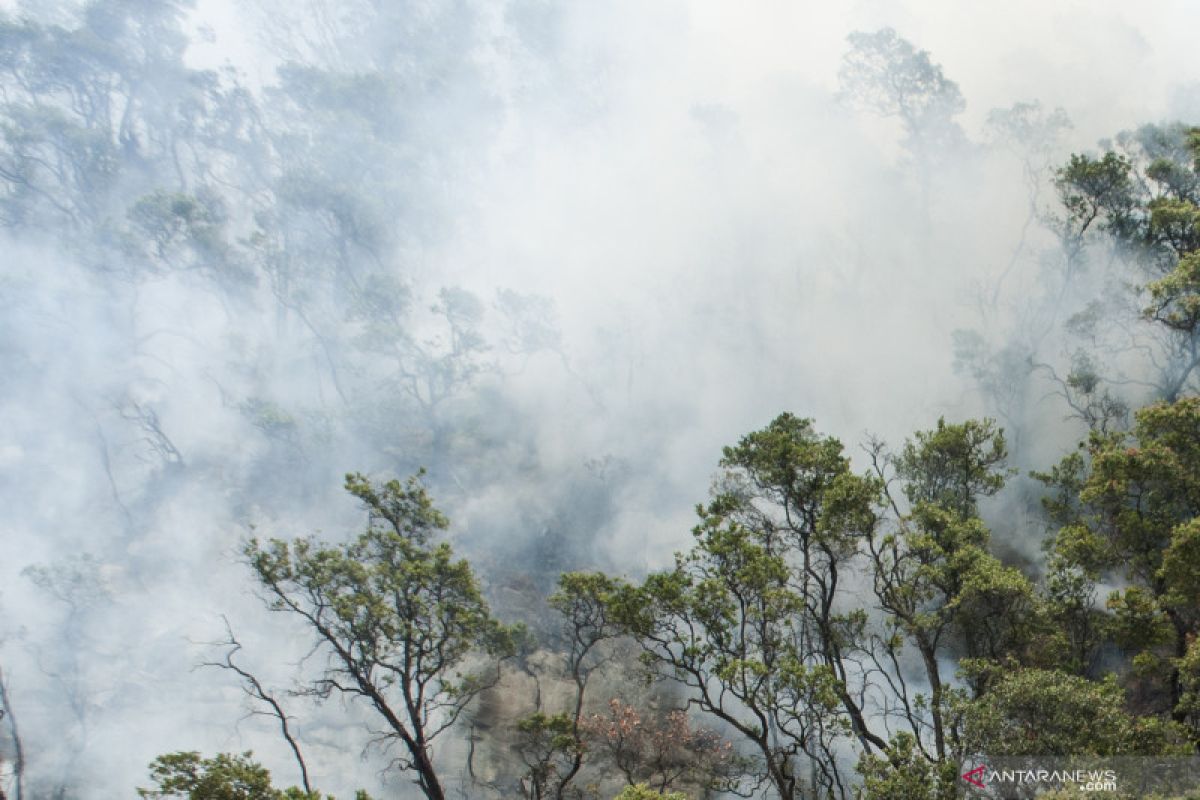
[
  {"xmin": 1054, "ymin": 123, "xmax": 1200, "ymax": 401},
  {"xmin": 610, "ymin": 499, "xmax": 852, "ymax": 799},
  {"xmin": 894, "ymin": 418, "xmax": 1010, "ymax": 517},
  {"xmin": 610, "ymin": 784, "xmax": 687, "ymax": 800},
  {"xmin": 138, "ymin": 751, "xmax": 278, "ymax": 800},
  {"xmin": 609, "ymin": 414, "xmax": 879, "ymax": 799},
  {"xmin": 515, "ymin": 571, "xmax": 625, "ymax": 799},
  {"xmin": 959, "ymin": 670, "xmax": 1189, "ymax": 757},
  {"xmin": 137, "ymin": 751, "xmax": 353, "ymax": 800},
  {"xmin": 513, "ymin": 712, "xmax": 582, "ymax": 800},
  {"xmin": 244, "ymin": 472, "xmax": 518, "ymax": 800},
  {"xmin": 866, "ymin": 417, "xmax": 1044, "ymax": 767},
  {"xmin": 1040, "ymin": 398, "xmax": 1200, "ymax": 729},
  {"xmin": 855, "ymin": 732, "xmax": 957, "ymax": 800},
  {"xmin": 605, "ymin": 414, "xmax": 1057, "ymax": 798}
]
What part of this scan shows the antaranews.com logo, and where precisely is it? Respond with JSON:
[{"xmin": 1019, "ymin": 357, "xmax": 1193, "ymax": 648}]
[
  {"xmin": 960, "ymin": 757, "xmax": 1200, "ymax": 798},
  {"xmin": 961, "ymin": 763, "xmax": 1118, "ymax": 794}
]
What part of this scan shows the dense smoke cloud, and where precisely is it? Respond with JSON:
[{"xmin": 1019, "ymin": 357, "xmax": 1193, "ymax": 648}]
[{"xmin": 1, "ymin": 0, "xmax": 1198, "ymax": 796}]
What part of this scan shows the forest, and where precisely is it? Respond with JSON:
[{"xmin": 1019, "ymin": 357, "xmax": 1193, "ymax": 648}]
[{"xmin": 0, "ymin": 1, "xmax": 1199, "ymax": 799}]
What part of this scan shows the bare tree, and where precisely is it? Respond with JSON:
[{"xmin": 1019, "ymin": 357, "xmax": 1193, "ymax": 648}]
[
  {"xmin": 0, "ymin": 667, "xmax": 25, "ymax": 800},
  {"xmin": 200, "ymin": 617, "xmax": 313, "ymax": 795}
]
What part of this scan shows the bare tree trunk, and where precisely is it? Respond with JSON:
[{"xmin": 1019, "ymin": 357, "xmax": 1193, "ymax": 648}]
[
  {"xmin": 202, "ymin": 619, "xmax": 313, "ymax": 794},
  {"xmin": 0, "ymin": 668, "xmax": 25, "ymax": 800}
]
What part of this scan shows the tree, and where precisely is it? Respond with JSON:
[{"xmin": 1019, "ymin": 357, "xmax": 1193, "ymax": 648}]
[
  {"xmin": 604, "ymin": 414, "xmax": 1057, "ymax": 798},
  {"xmin": 0, "ymin": 666, "xmax": 24, "ymax": 800},
  {"xmin": 959, "ymin": 670, "xmax": 1189, "ymax": 757},
  {"xmin": 1034, "ymin": 461, "xmax": 1112, "ymax": 677},
  {"xmin": 893, "ymin": 418, "xmax": 1010, "ymax": 518},
  {"xmin": 865, "ymin": 417, "xmax": 1048, "ymax": 778},
  {"xmin": 1039, "ymin": 398, "xmax": 1200, "ymax": 729},
  {"xmin": 512, "ymin": 571, "xmax": 625, "ymax": 799},
  {"xmin": 611, "ymin": 500, "xmax": 853, "ymax": 799},
  {"xmin": 483, "ymin": 571, "xmax": 627, "ymax": 800},
  {"xmin": 1054, "ymin": 123, "xmax": 1200, "ymax": 401},
  {"xmin": 855, "ymin": 732, "xmax": 956, "ymax": 800},
  {"xmin": 610, "ymin": 785, "xmax": 687, "ymax": 800},
  {"xmin": 838, "ymin": 28, "xmax": 967, "ymax": 215},
  {"xmin": 200, "ymin": 619, "xmax": 314, "ymax": 795},
  {"xmin": 610, "ymin": 786, "xmax": 687, "ymax": 800},
  {"xmin": 244, "ymin": 472, "xmax": 518, "ymax": 800},
  {"xmin": 610, "ymin": 414, "xmax": 879, "ymax": 799},
  {"xmin": 580, "ymin": 698, "xmax": 739, "ymax": 795},
  {"xmin": 137, "ymin": 751, "xmax": 362, "ymax": 800},
  {"xmin": 513, "ymin": 712, "xmax": 582, "ymax": 800},
  {"xmin": 139, "ymin": 751, "xmax": 287, "ymax": 800},
  {"xmin": 838, "ymin": 28, "xmax": 966, "ymax": 155},
  {"xmin": 19, "ymin": 552, "xmax": 111, "ymax": 797}
]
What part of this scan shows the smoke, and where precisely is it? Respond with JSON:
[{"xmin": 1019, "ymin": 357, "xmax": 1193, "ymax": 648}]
[{"xmin": 0, "ymin": 0, "xmax": 1197, "ymax": 796}]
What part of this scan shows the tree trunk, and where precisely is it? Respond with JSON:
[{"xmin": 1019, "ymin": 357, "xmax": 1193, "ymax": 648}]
[
  {"xmin": 412, "ymin": 744, "xmax": 446, "ymax": 800},
  {"xmin": 919, "ymin": 640, "xmax": 946, "ymax": 761}
]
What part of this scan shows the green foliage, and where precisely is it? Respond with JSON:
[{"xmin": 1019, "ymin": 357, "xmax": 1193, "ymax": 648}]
[
  {"xmin": 1147, "ymin": 251, "xmax": 1200, "ymax": 333},
  {"xmin": 856, "ymin": 733, "xmax": 957, "ymax": 800},
  {"xmin": 895, "ymin": 417, "xmax": 1010, "ymax": 517},
  {"xmin": 139, "ymin": 751, "xmax": 276, "ymax": 800},
  {"xmin": 1034, "ymin": 452, "xmax": 1090, "ymax": 526},
  {"xmin": 514, "ymin": 712, "xmax": 581, "ymax": 799},
  {"xmin": 1078, "ymin": 398, "xmax": 1200, "ymax": 578},
  {"xmin": 1056, "ymin": 151, "xmax": 1137, "ymax": 242},
  {"xmin": 1054, "ymin": 123, "xmax": 1200, "ymax": 399},
  {"xmin": 959, "ymin": 670, "xmax": 1190, "ymax": 757},
  {"xmin": 548, "ymin": 571, "xmax": 626, "ymax": 642},
  {"xmin": 614, "ymin": 513, "xmax": 824, "ymax": 712},
  {"xmin": 609, "ymin": 413, "xmax": 1085, "ymax": 795},
  {"xmin": 610, "ymin": 785, "xmax": 687, "ymax": 800},
  {"xmin": 608, "ymin": 415, "xmax": 869, "ymax": 798},
  {"xmin": 137, "ymin": 751, "xmax": 349, "ymax": 800},
  {"xmin": 244, "ymin": 473, "xmax": 516, "ymax": 799},
  {"xmin": 878, "ymin": 418, "xmax": 1042, "ymax": 685},
  {"xmin": 1040, "ymin": 548, "xmax": 1110, "ymax": 676},
  {"xmin": 1163, "ymin": 519, "xmax": 1200, "ymax": 611},
  {"xmin": 136, "ymin": 402, "xmax": 1200, "ymax": 799},
  {"xmin": 1038, "ymin": 397, "xmax": 1200, "ymax": 723},
  {"xmin": 1175, "ymin": 636, "xmax": 1200, "ymax": 724}
]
